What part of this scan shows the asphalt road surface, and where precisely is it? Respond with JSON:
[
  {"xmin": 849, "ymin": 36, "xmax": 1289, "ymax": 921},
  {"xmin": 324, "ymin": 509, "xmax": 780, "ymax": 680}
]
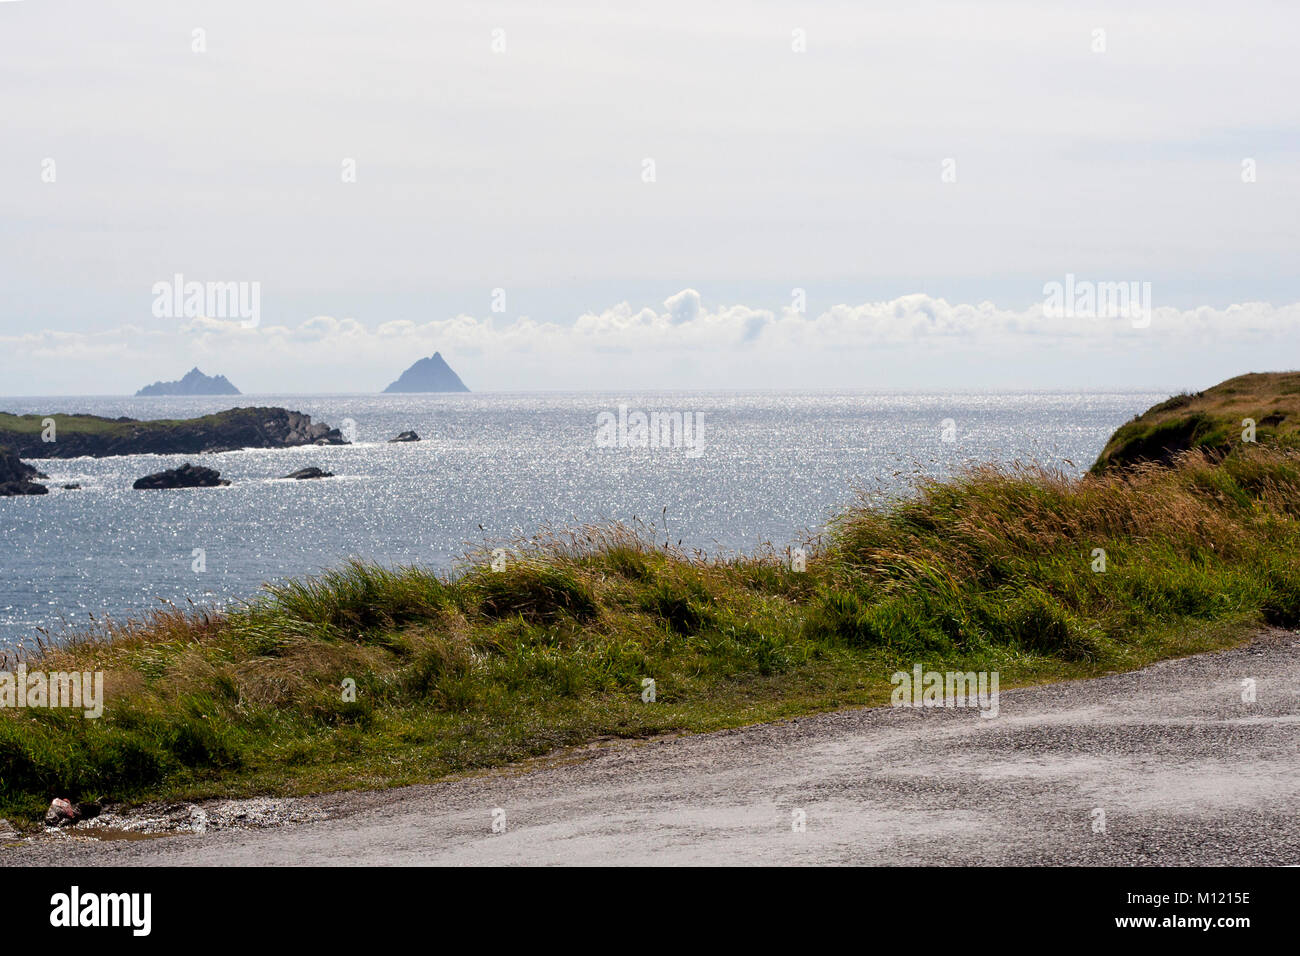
[{"xmin": 7, "ymin": 628, "xmax": 1299, "ymax": 865}]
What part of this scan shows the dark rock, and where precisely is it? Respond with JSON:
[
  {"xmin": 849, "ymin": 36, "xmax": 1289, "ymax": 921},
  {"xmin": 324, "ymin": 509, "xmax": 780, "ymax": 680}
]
[
  {"xmin": 0, "ymin": 447, "xmax": 47, "ymax": 496},
  {"xmin": 0, "ymin": 448, "xmax": 41, "ymax": 482},
  {"xmin": 133, "ymin": 463, "xmax": 231, "ymax": 490},
  {"xmin": 136, "ymin": 367, "xmax": 240, "ymax": 396},
  {"xmin": 282, "ymin": 467, "xmax": 333, "ymax": 480},
  {"xmin": 388, "ymin": 430, "xmax": 420, "ymax": 442},
  {"xmin": 382, "ymin": 352, "xmax": 469, "ymax": 393},
  {"xmin": 0, "ymin": 482, "xmax": 47, "ymax": 496},
  {"xmin": 0, "ymin": 407, "xmax": 349, "ymax": 459},
  {"xmin": 45, "ymin": 798, "xmax": 80, "ymax": 827},
  {"xmin": 62, "ymin": 483, "xmax": 80, "ymax": 490}
]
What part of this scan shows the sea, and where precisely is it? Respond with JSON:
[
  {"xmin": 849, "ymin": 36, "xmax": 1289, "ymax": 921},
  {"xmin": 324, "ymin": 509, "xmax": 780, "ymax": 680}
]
[{"xmin": 0, "ymin": 390, "xmax": 1161, "ymax": 650}]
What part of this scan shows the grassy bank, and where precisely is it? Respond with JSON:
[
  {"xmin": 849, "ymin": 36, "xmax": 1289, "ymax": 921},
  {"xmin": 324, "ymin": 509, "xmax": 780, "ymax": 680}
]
[
  {"xmin": 3, "ymin": 438, "xmax": 1299, "ymax": 823},
  {"xmin": 1093, "ymin": 370, "xmax": 1300, "ymax": 471}
]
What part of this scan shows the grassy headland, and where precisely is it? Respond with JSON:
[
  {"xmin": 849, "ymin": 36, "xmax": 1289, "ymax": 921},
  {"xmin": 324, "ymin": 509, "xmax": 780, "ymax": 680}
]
[
  {"xmin": 3, "ymin": 380, "xmax": 1300, "ymax": 822},
  {"xmin": 1093, "ymin": 371, "xmax": 1300, "ymax": 471}
]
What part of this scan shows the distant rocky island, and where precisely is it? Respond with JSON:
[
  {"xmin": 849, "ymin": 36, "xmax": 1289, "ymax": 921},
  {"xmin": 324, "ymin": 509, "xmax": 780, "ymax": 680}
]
[
  {"xmin": 136, "ymin": 367, "xmax": 240, "ymax": 397},
  {"xmin": 383, "ymin": 353, "xmax": 469, "ymax": 393},
  {"xmin": 0, "ymin": 407, "xmax": 347, "ymax": 459}
]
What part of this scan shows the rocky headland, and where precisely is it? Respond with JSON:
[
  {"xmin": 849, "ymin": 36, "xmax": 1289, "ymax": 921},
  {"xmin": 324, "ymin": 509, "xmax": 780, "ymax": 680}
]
[{"xmin": 0, "ymin": 407, "xmax": 348, "ymax": 459}]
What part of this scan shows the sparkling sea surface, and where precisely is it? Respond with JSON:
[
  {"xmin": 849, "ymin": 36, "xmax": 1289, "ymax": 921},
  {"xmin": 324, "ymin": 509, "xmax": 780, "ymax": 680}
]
[{"xmin": 0, "ymin": 390, "xmax": 1159, "ymax": 650}]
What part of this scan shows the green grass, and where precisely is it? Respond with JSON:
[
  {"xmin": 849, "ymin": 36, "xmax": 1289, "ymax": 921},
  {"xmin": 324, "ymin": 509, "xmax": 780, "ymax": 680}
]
[
  {"xmin": 0, "ymin": 410, "xmax": 255, "ymax": 437},
  {"xmin": 3, "ymin": 445, "xmax": 1300, "ymax": 823}
]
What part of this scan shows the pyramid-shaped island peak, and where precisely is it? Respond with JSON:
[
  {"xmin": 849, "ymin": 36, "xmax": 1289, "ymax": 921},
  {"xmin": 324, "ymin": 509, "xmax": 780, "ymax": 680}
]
[{"xmin": 382, "ymin": 353, "xmax": 470, "ymax": 393}]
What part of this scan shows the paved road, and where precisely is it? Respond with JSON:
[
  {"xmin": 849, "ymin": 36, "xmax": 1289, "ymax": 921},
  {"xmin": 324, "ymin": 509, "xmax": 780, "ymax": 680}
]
[{"xmin": 8, "ymin": 629, "xmax": 1299, "ymax": 865}]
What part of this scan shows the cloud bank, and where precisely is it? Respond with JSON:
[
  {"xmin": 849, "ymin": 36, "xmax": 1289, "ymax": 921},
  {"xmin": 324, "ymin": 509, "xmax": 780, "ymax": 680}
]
[{"xmin": 2, "ymin": 291, "xmax": 1298, "ymax": 395}]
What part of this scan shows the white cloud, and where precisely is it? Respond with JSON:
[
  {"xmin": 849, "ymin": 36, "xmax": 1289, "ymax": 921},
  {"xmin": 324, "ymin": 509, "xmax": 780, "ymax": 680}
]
[{"xmin": 664, "ymin": 289, "xmax": 702, "ymax": 325}]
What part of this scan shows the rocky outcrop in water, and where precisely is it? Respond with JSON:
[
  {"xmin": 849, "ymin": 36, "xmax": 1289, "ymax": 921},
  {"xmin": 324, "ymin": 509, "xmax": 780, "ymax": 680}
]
[
  {"xmin": 388, "ymin": 431, "xmax": 420, "ymax": 442},
  {"xmin": 0, "ymin": 447, "xmax": 47, "ymax": 496},
  {"xmin": 135, "ymin": 367, "xmax": 240, "ymax": 396},
  {"xmin": 0, "ymin": 407, "xmax": 348, "ymax": 459},
  {"xmin": 133, "ymin": 463, "xmax": 231, "ymax": 490},
  {"xmin": 282, "ymin": 467, "xmax": 334, "ymax": 480}
]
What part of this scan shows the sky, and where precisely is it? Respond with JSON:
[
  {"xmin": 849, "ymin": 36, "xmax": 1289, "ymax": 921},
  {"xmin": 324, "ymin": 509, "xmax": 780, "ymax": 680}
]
[{"xmin": 1, "ymin": 0, "xmax": 1297, "ymax": 394}]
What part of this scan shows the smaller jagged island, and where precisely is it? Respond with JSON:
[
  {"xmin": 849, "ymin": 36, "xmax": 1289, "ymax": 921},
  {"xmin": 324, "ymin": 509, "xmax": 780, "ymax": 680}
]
[
  {"xmin": 135, "ymin": 367, "xmax": 240, "ymax": 396},
  {"xmin": 383, "ymin": 353, "xmax": 470, "ymax": 393}
]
